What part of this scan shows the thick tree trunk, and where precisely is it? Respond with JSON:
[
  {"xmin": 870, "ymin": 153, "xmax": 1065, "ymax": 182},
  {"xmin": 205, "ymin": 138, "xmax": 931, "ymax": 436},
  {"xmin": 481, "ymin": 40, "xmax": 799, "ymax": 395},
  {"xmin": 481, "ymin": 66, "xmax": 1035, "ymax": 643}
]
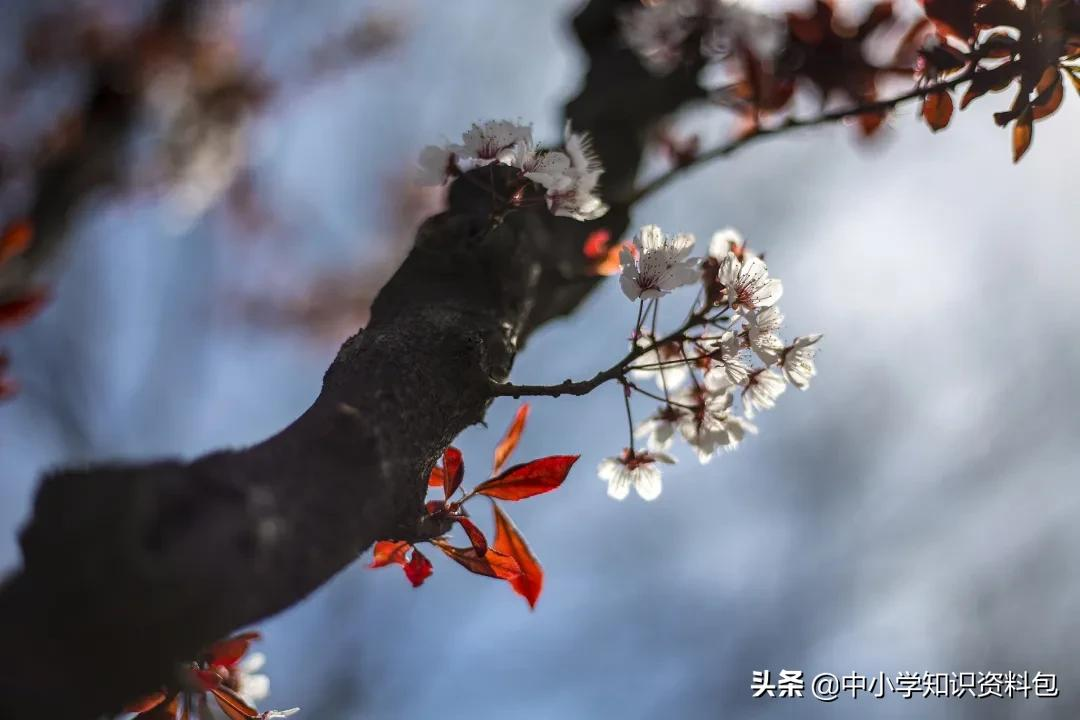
[{"xmin": 0, "ymin": 2, "xmax": 702, "ymax": 717}]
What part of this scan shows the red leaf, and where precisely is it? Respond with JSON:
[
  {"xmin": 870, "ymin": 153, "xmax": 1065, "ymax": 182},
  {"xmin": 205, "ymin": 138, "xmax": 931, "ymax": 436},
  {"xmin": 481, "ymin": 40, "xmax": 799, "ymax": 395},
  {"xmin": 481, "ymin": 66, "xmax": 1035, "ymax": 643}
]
[
  {"xmin": 1013, "ymin": 107, "xmax": 1033, "ymax": 162},
  {"xmin": 588, "ymin": 242, "xmax": 627, "ymax": 277},
  {"xmin": 921, "ymin": 91, "xmax": 953, "ymax": 132},
  {"xmin": 920, "ymin": 0, "xmax": 977, "ymax": 40},
  {"xmin": 582, "ymin": 229, "xmax": 610, "ymax": 259},
  {"xmin": 433, "ymin": 539, "xmax": 521, "ymax": 580},
  {"xmin": 1032, "ymin": 68, "xmax": 1064, "ymax": 122},
  {"xmin": 404, "ymin": 547, "xmax": 434, "ymax": 587},
  {"xmin": 856, "ymin": 111, "xmax": 886, "ymax": 137},
  {"xmin": 192, "ymin": 668, "xmax": 225, "ymax": 691},
  {"xmin": 472, "ymin": 455, "xmax": 579, "ymax": 501},
  {"xmin": 492, "ymin": 503, "xmax": 544, "ymax": 609},
  {"xmin": 456, "ymin": 516, "xmax": 488, "ymax": 555},
  {"xmin": 0, "ymin": 220, "xmax": 32, "ymax": 266},
  {"xmin": 442, "ymin": 447, "xmax": 464, "ymax": 499},
  {"xmin": 369, "ymin": 540, "xmax": 411, "ymax": 568},
  {"xmin": 203, "ymin": 631, "xmax": 260, "ymax": 668},
  {"xmin": 427, "ymin": 465, "xmax": 445, "ymax": 488},
  {"xmin": 211, "ymin": 686, "xmax": 260, "ymax": 720},
  {"xmin": 961, "ymin": 62, "xmax": 1018, "ymax": 109},
  {"xmin": 0, "ymin": 289, "xmax": 49, "ymax": 329},
  {"xmin": 492, "ymin": 403, "xmax": 530, "ymax": 474}
]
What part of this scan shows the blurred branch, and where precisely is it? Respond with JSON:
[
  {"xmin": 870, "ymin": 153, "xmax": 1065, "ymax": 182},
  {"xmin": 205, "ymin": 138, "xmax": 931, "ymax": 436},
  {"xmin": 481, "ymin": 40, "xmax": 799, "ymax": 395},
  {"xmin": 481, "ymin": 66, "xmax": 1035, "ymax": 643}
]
[
  {"xmin": 625, "ymin": 65, "xmax": 980, "ymax": 206},
  {"xmin": 0, "ymin": 1, "xmax": 706, "ymax": 718}
]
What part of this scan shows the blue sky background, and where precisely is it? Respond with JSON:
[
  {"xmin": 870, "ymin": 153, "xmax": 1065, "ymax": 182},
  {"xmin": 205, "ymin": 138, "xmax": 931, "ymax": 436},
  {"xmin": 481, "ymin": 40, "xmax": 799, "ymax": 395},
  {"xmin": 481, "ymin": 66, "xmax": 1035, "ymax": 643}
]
[{"xmin": 2, "ymin": 1, "xmax": 1080, "ymax": 718}]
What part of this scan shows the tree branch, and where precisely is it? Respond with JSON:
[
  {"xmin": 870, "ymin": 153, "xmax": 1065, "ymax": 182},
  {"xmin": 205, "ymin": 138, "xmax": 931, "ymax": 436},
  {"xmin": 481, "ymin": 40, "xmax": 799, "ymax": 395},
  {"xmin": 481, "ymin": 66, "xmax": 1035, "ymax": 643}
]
[
  {"xmin": 624, "ymin": 65, "xmax": 981, "ymax": 206},
  {"xmin": 488, "ymin": 309, "xmax": 706, "ymax": 399}
]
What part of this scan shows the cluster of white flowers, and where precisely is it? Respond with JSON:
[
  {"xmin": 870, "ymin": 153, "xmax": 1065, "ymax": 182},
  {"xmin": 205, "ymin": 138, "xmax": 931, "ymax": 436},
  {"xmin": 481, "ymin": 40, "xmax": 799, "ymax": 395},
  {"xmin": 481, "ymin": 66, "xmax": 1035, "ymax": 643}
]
[
  {"xmin": 619, "ymin": 224, "xmax": 699, "ymax": 301},
  {"xmin": 619, "ymin": 0, "xmax": 781, "ymax": 77},
  {"xmin": 233, "ymin": 651, "xmax": 271, "ymax": 706},
  {"xmin": 417, "ymin": 119, "xmax": 608, "ymax": 221},
  {"xmin": 598, "ymin": 226, "xmax": 821, "ymax": 501}
]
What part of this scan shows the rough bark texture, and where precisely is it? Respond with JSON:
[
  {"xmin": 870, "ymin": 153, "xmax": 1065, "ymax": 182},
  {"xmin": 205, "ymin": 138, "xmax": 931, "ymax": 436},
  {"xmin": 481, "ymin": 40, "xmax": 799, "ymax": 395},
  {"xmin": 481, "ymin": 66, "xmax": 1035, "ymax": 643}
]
[{"xmin": 0, "ymin": 2, "xmax": 702, "ymax": 717}]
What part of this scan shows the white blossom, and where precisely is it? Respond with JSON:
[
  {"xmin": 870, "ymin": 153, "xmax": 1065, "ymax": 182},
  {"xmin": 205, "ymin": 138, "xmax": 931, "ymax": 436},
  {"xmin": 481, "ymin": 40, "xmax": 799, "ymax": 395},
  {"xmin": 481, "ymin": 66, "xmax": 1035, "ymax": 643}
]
[
  {"xmin": 744, "ymin": 306, "xmax": 785, "ymax": 365},
  {"xmin": 563, "ymin": 121, "xmax": 602, "ymax": 176},
  {"xmin": 704, "ymin": 331, "xmax": 750, "ymax": 388},
  {"xmin": 671, "ymin": 387, "xmax": 757, "ymax": 462},
  {"xmin": 709, "ymin": 227, "xmax": 752, "ymax": 261},
  {"xmin": 781, "ymin": 333, "xmax": 822, "ymax": 390},
  {"xmin": 541, "ymin": 122, "xmax": 608, "ymax": 221},
  {"xmin": 522, "ymin": 150, "xmax": 571, "ymax": 189},
  {"xmin": 235, "ymin": 651, "xmax": 271, "ymax": 705},
  {"xmin": 620, "ymin": 0, "xmax": 782, "ymax": 77},
  {"xmin": 634, "ymin": 405, "xmax": 685, "ymax": 451},
  {"xmin": 718, "ymin": 251, "xmax": 782, "ymax": 312},
  {"xmin": 619, "ymin": 0, "xmax": 692, "ymax": 75},
  {"xmin": 449, "ymin": 120, "xmax": 533, "ymax": 166},
  {"xmin": 741, "ymin": 368, "xmax": 786, "ymax": 417},
  {"xmin": 598, "ymin": 449, "xmax": 675, "ymax": 501},
  {"xmin": 544, "ymin": 170, "xmax": 608, "ymax": 221},
  {"xmin": 419, "ymin": 120, "xmax": 607, "ymax": 221},
  {"xmin": 619, "ymin": 224, "xmax": 699, "ymax": 301},
  {"xmin": 630, "ymin": 334, "xmax": 691, "ymax": 390}
]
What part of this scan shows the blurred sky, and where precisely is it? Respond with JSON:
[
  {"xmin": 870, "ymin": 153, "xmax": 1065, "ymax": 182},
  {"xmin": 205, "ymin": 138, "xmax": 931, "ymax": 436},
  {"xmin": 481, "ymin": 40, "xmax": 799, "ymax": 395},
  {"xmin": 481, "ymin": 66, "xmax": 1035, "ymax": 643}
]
[{"xmin": 3, "ymin": 1, "xmax": 1080, "ymax": 718}]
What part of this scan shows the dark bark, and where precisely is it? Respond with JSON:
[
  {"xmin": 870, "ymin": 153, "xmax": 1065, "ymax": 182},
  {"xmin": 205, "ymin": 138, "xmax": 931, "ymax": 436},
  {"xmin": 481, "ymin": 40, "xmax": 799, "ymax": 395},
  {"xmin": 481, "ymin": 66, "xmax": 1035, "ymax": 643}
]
[{"xmin": 0, "ymin": 2, "xmax": 702, "ymax": 717}]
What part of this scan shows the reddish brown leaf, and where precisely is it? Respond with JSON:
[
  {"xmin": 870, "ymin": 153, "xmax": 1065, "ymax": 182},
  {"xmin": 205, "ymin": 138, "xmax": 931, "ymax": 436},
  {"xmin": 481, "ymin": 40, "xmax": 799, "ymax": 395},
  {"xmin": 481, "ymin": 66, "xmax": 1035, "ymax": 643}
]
[
  {"xmin": 369, "ymin": 540, "xmax": 411, "ymax": 568},
  {"xmin": 192, "ymin": 668, "xmax": 225, "ymax": 691},
  {"xmin": 492, "ymin": 503, "xmax": 543, "ymax": 609},
  {"xmin": 211, "ymin": 686, "xmax": 260, "ymax": 720},
  {"xmin": 961, "ymin": 62, "xmax": 1019, "ymax": 109},
  {"xmin": 427, "ymin": 465, "xmax": 445, "ymax": 488},
  {"xmin": 0, "ymin": 289, "xmax": 49, "ymax": 329},
  {"xmin": 978, "ymin": 32, "xmax": 1017, "ymax": 59},
  {"xmin": 1013, "ymin": 107, "xmax": 1033, "ymax": 162},
  {"xmin": 442, "ymin": 446, "xmax": 464, "ymax": 498},
  {"xmin": 0, "ymin": 220, "xmax": 32, "ymax": 266},
  {"xmin": 433, "ymin": 539, "xmax": 521, "ymax": 580},
  {"xmin": 856, "ymin": 111, "xmax": 886, "ymax": 137},
  {"xmin": 920, "ymin": 0, "xmax": 978, "ymax": 39},
  {"xmin": 457, "ymin": 516, "xmax": 488, "ymax": 555},
  {"xmin": 203, "ymin": 632, "xmax": 260, "ymax": 668},
  {"xmin": 587, "ymin": 242, "xmax": 627, "ymax": 277},
  {"xmin": 974, "ymin": 0, "xmax": 1026, "ymax": 30},
  {"xmin": 582, "ymin": 229, "xmax": 610, "ymax": 260},
  {"xmin": 922, "ymin": 91, "xmax": 953, "ymax": 132},
  {"xmin": 1032, "ymin": 69, "xmax": 1064, "ymax": 121},
  {"xmin": 492, "ymin": 403, "xmax": 530, "ymax": 474},
  {"xmin": 472, "ymin": 455, "xmax": 579, "ymax": 501},
  {"xmin": 404, "ymin": 547, "xmax": 434, "ymax": 587}
]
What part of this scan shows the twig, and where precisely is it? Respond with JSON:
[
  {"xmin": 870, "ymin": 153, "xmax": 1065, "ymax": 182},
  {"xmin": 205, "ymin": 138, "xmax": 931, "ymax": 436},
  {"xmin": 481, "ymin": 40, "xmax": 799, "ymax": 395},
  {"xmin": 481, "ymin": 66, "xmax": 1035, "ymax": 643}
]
[
  {"xmin": 489, "ymin": 312, "xmax": 702, "ymax": 398},
  {"xmin": 624, "ymin": 66, "xmax": 981, "ymax": 206}
]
